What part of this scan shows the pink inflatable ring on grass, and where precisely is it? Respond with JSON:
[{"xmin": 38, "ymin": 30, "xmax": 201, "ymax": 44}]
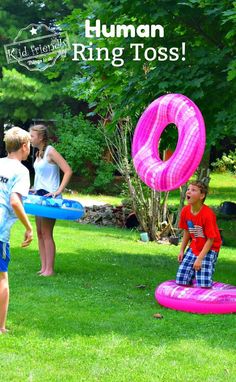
[
  {"xmin": 132, "ymin": 94, "xmax": 206, "ymax": 191},
  {"xmin": 155, "ymin": 280, "xmax": 236, "ymax": 314}
]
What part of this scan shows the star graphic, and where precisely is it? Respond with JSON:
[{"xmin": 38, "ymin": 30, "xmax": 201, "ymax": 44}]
[{"xmin": 30, "ymin": 26, "xmax": 38, "ymax": 35}]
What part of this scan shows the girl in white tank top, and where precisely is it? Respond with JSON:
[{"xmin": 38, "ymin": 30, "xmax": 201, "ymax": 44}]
[
  {"xmin": 33, "ymin": 145, "xmax": 60, "ymax": 194},
  {"xmin": 30, "ymin": 125, "xmax": 72, "ymax": 276}
]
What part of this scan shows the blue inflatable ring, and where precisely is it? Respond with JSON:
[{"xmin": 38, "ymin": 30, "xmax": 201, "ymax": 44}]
[{"xmin": 23, "ymin": 194, "xmax": 85, "ymax": 220}]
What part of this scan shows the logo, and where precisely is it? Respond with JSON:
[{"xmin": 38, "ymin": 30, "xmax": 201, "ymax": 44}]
[{"xmin": 4, "ymin": 23, "xmax": 70, "ymax": 71}]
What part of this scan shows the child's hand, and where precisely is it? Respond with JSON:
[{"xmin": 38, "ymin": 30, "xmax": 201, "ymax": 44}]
[
  {"xmin": 178, "ymin": 252, "xmax": 184, "ymax": 263},
  {"xmin": 22, "ymin": 229, "xmax": 33, "ymax": 247},
  {"xmin": 193, "ymin": 258, "xmax": 202, "ymax": 271}
]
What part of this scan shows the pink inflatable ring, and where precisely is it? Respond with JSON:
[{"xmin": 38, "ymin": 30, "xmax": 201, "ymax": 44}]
[
  {"xmin": 132, "ymin": 94, "xmax": 206, "ymax": 191},
  {"xmin": 155, "ymin": 280, "xmax": 236, "ymax": 314}
]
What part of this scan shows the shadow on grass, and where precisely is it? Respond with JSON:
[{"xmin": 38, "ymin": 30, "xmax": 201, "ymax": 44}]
[{"xmin": 9, "ymin": 239, "xmax": 236, "ymax": 352}]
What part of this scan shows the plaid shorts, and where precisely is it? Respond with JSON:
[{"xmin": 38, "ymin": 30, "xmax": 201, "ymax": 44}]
[
  {"xmin": 0, "ymin": 241, "xmax": 10, "ymax": 272},
  {"xmin": 176, "ymin": 247, "xmax": 218, "ymax": 288}
]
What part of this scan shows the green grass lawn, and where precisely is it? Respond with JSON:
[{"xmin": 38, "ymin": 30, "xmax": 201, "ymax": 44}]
[
  {"xmin": 1, "ymin": 219, "xmax": 236, "ymax": 381},
  {"xmin": 65, "ymin": 192, "xmax": 123, "ymax": 206},
  {"xmin": 1, "ymin": 172, "xmax": 235, "ymax": 381},
  {"xmin": 68, "ymin": 172, "xmax": 236, "ymax": 208}
]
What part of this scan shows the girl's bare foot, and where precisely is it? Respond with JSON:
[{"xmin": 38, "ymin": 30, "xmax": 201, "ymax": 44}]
[
  {"xmin": 40, "ymin": 271, "xmax": 55, "ymax": 277},
  {"xmin": 0, "ymin": 328, "xmax": 9, "ymax": 334},
  {"xmin": 37, "ymin": 270, "xmax": 45, "ymax": 275}
]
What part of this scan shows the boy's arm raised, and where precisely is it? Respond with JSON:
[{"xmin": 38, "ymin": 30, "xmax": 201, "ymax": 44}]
[{"xmin": 10, "ymin": 192, "xmax": 33, "ymax": 247}]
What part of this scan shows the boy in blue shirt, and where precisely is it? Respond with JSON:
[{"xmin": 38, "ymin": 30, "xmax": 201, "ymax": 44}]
[{"xmin": 0, "ymin": 127, "xmax": 33, "ymax": 334}]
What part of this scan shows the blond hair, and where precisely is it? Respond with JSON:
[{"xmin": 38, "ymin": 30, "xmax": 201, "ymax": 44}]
[
  {"xmin": 29, "ymin": 124, "xmax": 48, "ymax": 158},
  {"xmin": 4, "ymin": 126, "xmax": 31, "ymax": 153}
]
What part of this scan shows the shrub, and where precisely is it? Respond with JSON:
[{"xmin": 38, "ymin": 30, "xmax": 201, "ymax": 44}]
[
  {"xmin": 211, "ymin": 149, "xmax": 236, "ymax": 174},
  {"xmin": 53, "ymin": 110, "xmax": 115, "ymax": 193}
]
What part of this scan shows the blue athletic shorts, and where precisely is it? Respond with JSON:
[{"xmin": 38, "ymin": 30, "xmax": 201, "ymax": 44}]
[
  {"xmin": 35, "ymin": 189, "xmax": 49, "ymax": 196},
  {"xmin": 176, "ymin": 247, "xmax": 218, "ymax": 288},
  {"xmin": 0, "ymin": 241, "xmax": 10, "ymax": 272}
]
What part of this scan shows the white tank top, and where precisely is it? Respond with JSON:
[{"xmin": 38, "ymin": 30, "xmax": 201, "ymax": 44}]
[{"xmin": 33, "ymin": 145, "xmax": 60, "ymax": 192}]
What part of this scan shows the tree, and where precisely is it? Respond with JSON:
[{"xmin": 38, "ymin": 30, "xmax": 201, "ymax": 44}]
[
  {"xmin": 61, "ymin": 0, "xmax": 236, "ymax": 151},
  {"xmin": 100, "ymin": 118, "xmax": 173, "ymax": 241},
  {"xmin": 53, "ymin": 0, "xmax": 236, "ymax": 238},
  {"xmin": 0, "ymin": 0, "xmax": 86, "ymax": 155}
]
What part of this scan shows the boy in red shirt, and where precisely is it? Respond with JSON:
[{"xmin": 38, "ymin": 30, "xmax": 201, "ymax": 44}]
[{"xmin": 176, "ymin": 181, "xmax": 222, "ymax": 288}]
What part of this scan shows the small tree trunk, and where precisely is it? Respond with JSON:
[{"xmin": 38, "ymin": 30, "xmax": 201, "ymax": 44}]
[
  {"xmin": 124, "ymin": 173, "xmax": 148, "ymax": 232},
  {"xmin": 149, "ymin": 190, "xmax": 159, "ymax": 241},
  {"xmin": 174, "ymin": 183, "xmax": 188, "ymax": 229},
  {"xmin": 197, "ymin": 167, "xmax": 211, "ymax": 185}
]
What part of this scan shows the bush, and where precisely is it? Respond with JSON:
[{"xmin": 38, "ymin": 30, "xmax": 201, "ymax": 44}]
[
  {"xmin": 211, "ymin": 149, "xmax": 236, "ymax": 174},
  {"xmin": 53, "ymin": 110, "xmax": 115, "ymax": 193}
]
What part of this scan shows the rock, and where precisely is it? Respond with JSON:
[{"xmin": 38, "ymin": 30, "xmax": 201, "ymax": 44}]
[{"xmin": 78, "ymin": 203, "xmax": 133, "ymax": 227}]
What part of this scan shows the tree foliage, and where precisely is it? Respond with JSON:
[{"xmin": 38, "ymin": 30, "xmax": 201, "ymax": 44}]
[
  {"xmin": 53, "ymin": 110, "xmax": 115, "ymax": 192},
  {"xmin": 60, "ymin": 0, "xmax": 236, "ymax": 151},
  {"xmin": 0, "ymin": 0, "xmax": 85, "ymax": 124},
  {"xmin": 0, "ymin": 68, "xmax": 54, "ymax": 121},
  {"xmin": 0, "ymin": 0, "xmax": 235, "ymax": 173}
]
